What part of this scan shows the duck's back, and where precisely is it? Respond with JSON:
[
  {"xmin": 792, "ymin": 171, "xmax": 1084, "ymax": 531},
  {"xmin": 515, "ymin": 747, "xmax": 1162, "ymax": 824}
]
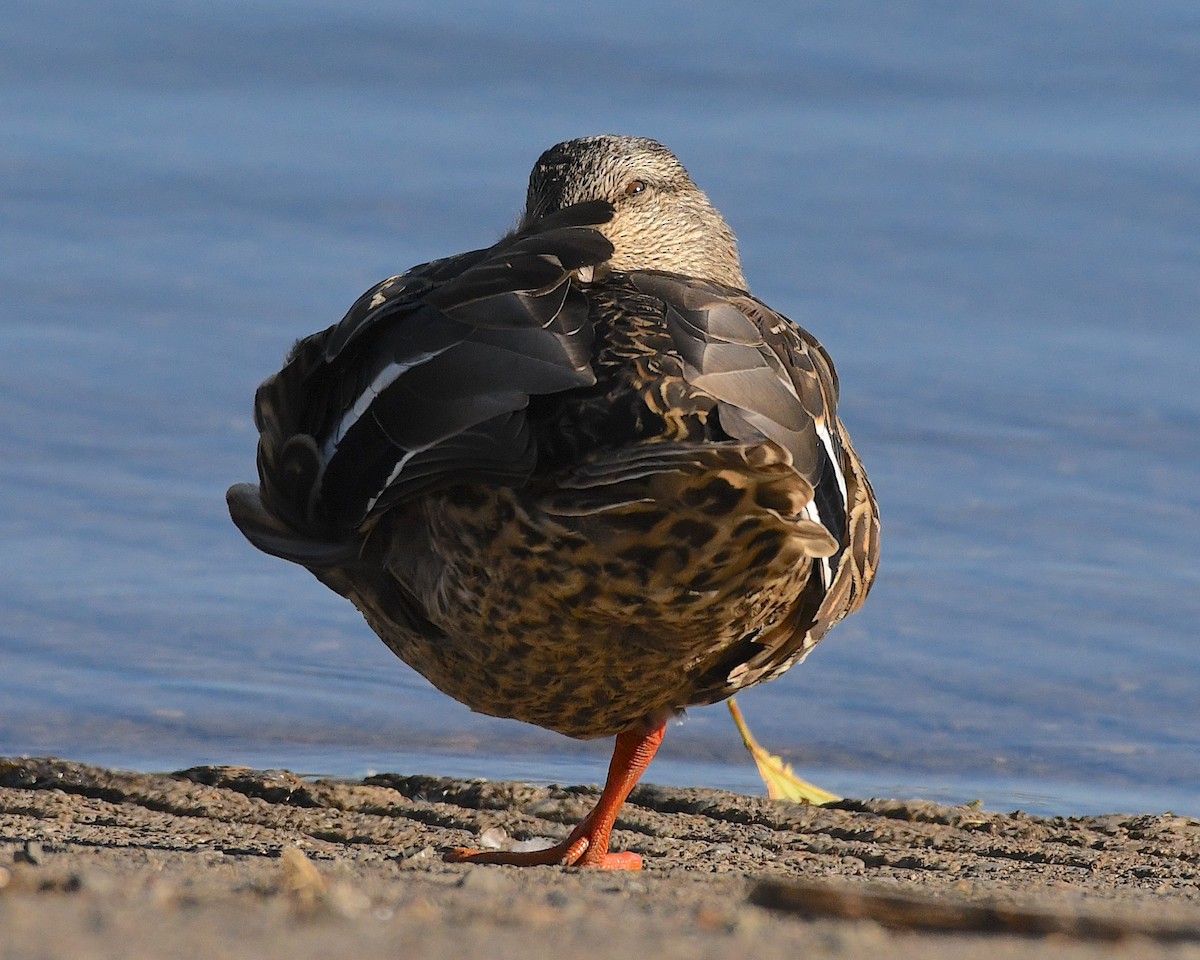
[{"xmin": 228, "ymin": 204, "xmax": 878, "ymax": 739}]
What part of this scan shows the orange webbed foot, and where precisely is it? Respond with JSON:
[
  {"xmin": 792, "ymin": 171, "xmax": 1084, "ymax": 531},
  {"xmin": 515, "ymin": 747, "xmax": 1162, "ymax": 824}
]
[
  {"xmin": 445, "ymin": 837, "xmax": 643, "ymax": 870},
  {"xmin": 443, "ymin": 723, "xmax": 665, "ymax": 871}
]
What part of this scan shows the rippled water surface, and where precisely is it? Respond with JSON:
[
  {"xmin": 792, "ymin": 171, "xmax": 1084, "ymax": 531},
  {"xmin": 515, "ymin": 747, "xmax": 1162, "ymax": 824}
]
[{"xmin": 3, "ymin": 0, "xmax": 1198, "ymax": 816}]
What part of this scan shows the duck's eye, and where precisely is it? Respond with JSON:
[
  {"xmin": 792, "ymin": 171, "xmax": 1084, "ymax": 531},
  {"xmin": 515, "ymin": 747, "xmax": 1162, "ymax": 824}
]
[{"xmin": 624, "ymin": 179, "xmax": 646, "ymax": 197}]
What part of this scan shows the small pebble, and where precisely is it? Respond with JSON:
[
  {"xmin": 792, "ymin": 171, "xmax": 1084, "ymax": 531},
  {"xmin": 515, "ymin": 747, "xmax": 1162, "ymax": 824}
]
[
  {"xmin": 476, "ymin": 827, "xmax": 508, "ymax": 850},
  {"xmin": 18, "ymin": 842, "xmax": 43, "ymax": 865}
]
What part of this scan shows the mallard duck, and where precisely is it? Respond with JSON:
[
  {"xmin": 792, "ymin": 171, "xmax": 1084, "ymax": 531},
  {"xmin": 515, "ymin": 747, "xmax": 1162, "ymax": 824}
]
[{"xmin": 227, "ymin": 135, "xmax": 879, "ymax": 869}]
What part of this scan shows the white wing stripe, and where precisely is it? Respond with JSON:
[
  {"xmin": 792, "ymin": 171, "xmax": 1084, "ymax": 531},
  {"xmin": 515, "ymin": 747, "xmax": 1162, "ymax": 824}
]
[{"xmin": 322, "ymin": 347, "xmax": 451, "ymax": 459}]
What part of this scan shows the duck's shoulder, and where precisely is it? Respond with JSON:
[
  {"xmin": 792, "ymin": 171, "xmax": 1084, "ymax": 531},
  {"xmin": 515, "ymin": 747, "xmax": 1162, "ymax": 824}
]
[
  {"xmin": 317, "ymin": 200, "xmax": 617, "ymax": 366},
  {"xmin": 538, "ymin": 271, "xmax": 844, "ymax": 481},
  {"xmin": 618, "ymin": 271, "xmax": 841, "ymax": 407}
]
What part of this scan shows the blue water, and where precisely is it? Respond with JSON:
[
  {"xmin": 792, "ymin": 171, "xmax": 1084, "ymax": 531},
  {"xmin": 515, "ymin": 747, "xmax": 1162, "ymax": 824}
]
[{"xmin": 3, "ymin": 1, "xmax": 1198, "ymax": 817}]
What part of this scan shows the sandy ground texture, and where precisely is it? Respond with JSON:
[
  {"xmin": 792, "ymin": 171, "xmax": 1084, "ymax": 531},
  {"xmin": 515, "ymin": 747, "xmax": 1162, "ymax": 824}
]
[{"xmin": 1, "ymin": 757, "xmax": 1198, "ymax": 960}]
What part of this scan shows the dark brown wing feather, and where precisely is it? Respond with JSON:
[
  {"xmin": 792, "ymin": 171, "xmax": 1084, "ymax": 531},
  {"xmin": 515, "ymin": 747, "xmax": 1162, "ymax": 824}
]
[{"xmin": 227, "ymin": 201, "xmax": 615, "ymax": 563}]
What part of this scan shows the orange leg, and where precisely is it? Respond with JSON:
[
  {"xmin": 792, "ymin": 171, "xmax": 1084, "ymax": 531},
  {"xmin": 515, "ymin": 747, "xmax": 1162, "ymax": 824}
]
[{"xmin": 446, "ymin": 722, "xmax": 667, "ymax": 870}]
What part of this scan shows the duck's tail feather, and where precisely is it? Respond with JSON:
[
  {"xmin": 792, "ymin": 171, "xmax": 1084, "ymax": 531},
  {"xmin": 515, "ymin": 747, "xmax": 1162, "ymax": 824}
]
[{"xmin": 226, "ymin": 483, "xmax": 359, "ymax": 566}]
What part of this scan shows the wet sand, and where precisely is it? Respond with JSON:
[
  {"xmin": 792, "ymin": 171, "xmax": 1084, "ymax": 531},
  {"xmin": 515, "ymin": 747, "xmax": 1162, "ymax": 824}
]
[{"xmin": 2, "ymin": 757, "xmax": 1198, "ymax": 959}]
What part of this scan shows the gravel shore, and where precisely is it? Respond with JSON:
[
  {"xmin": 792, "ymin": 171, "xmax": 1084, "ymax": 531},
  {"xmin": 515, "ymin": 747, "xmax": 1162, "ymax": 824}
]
[{"xmin": 2, "ymin": 757, "xmax": 1198, "ymax": 959}]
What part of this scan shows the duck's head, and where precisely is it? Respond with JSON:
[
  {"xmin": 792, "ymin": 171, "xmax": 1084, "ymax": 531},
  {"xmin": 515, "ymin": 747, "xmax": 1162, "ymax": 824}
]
[{"xmin": 521, "ymin": 135, "xmax": 747, "ymax": 291}]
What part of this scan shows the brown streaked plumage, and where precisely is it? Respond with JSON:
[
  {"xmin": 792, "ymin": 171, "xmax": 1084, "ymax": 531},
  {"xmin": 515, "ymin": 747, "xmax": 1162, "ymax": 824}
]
[{"xmin": 227, "ymin": 135, "xmax": 880, "ymax": 869}]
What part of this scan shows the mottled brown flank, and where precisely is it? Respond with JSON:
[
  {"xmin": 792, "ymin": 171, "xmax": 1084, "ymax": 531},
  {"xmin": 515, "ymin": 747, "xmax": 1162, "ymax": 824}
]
[{"xmin": 356, "ymin": 482, "xmax": 804, "ymax": 738}]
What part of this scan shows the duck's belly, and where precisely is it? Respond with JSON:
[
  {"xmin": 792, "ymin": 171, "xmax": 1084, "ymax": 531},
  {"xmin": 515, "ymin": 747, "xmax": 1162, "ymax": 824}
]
[{"xmin": 364, "ymin": 478, "xmax": 823, "ymax": 739}]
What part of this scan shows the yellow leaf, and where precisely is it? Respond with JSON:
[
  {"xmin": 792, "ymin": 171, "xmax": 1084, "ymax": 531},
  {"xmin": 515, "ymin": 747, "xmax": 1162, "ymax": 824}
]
[{"xmin": 728, "ymin": 698, "xmax": 841, "ymax": 805}]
